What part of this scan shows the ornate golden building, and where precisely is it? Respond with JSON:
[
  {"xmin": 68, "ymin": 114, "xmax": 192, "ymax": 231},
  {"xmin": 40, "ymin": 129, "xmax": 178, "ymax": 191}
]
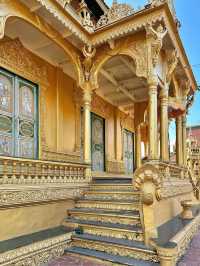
[{"xmin": 0, "ymin": 0, "xmax": 199, "ymax": 265}]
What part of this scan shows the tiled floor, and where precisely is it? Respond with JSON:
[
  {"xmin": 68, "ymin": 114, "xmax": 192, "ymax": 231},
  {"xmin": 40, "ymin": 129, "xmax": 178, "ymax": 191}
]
[
  {"xmin": 178, "ymin": 231, "xmax": 200, "ymax": 266},
  {"xmin": 48, "ymin": 253, "xmax": 111, "ymax": 266}
]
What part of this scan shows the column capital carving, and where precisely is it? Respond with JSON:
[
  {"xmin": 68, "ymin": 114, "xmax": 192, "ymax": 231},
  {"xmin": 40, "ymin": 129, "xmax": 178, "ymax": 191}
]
[
  {"xmin": 182, "ymin": 114, "xmax": 187, "ymax": 125},
  {"xmin": 148, "ymin": 83, "xmax": 158, "ymax": 95},
  {"xmin": 159, "ymin": 88, "xmax": 169, "ymax": 106},
  {"xmin": 147, "ymin": 75, "xmax": 159, "ymax": 89},
  {"xmin": 83, "ymin": 88, "xmax": 92, "ymax": 105},
  {"xmin": 176, "ymin": 116, "xmax": 182, "ymax": 123}
]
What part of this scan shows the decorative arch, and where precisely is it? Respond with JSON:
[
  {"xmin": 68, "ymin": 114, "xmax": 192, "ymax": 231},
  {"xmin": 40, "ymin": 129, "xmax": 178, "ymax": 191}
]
[
  {"xmin": 0, "ymin": 0, "xmax": 84, "ymax": 86},
  {"xmin": 90, "ymin": 37, "xmax": 148, "ymax": 89}
]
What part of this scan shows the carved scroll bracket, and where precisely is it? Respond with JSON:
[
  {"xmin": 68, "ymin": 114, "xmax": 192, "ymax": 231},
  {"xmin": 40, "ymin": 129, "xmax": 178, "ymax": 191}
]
[{"xmin": 166, "ymin": 49, "xmax": 179, "ymax": 84}]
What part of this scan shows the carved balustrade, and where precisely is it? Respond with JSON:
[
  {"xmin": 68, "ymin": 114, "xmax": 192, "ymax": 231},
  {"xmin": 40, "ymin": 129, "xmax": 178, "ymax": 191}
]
[
  {"xmin": 0, "ymin": 156, "xmax": 89, "ymax": 185},
  {"xmin": 150, "ymin": 161, "xmax": 188, "ymax": 181},
  {"xmin": 188, "ymin": 147, "xmax": 200, "ymax": 159}
]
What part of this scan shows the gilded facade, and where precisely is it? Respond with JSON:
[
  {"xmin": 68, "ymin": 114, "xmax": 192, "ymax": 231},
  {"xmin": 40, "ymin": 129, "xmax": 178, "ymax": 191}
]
[{"xmin": 0, "ymin": 0, "xmax": 199, "ymax": 265}]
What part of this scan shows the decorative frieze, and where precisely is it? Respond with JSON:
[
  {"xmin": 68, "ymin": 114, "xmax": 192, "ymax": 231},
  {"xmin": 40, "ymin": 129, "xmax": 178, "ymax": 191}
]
[
  {"xmin": 106, "ymin": 159, "xmax": 125, "ymax": 174},
  {"xmin": 0, "ymin": 39, "xmax": 48, "ymax": 86},
  {"xmin": 0, "ymin": 232, "xmax": 72, "ymax": 266},
  {"xmin": 0, "ymin": 185, "xmax": 88, "ymax": 207},
  {"xmin": 41, "ymin": 148, "xmax": 82, "ymax": 162}
]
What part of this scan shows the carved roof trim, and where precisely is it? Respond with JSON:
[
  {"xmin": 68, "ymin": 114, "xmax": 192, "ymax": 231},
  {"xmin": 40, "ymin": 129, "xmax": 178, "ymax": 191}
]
[
  {"xmin": 16, "ymin": 0, "xmax": 197, "ymax": 92},
  {"xmin": 34, "ymin": 0, "xmax": 90, "ymax": 43}
]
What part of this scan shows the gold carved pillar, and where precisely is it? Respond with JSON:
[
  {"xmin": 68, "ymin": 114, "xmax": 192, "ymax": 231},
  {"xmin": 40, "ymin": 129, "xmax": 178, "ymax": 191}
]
[
  {"xmin": 148, "ymin": 83, "xmax": 158, "ymax": 160},
  {"xmin": 182, "ymin": 114, "xmax": 187, "ymax": 166},
  {"xmin": 160, "ymin": 88, "xmax": 169, "ymax": 162},
  {"xmin": 136, "ymin": 125, "xmax": 142, "ymax": 168},
  {"xmin": 176, "ymin": 116, "xmax": 183, "ymax": 166},
  {"xmin": 83, "ymin": 88, "xmax": 92, "ymax": 165}
]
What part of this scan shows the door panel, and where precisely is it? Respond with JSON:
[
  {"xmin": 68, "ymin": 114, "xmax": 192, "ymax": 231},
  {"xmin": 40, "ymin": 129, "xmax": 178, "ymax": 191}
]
[
  {"xmin": 124, "ymin": 129, "xmax": 134, "ymax": 174},
  {"xmin": 0, "ymin": 69, "xmax": 38, "ymax": 159},
  {"xmin": 91, "ymin": 113, "xmax": 105, "ymax": 172}
]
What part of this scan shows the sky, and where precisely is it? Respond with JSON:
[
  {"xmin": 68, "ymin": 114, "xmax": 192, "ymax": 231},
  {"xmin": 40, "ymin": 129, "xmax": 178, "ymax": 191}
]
[{"xmin": 106, "ymin": 0, "xmax": 200, "ymax": 144}]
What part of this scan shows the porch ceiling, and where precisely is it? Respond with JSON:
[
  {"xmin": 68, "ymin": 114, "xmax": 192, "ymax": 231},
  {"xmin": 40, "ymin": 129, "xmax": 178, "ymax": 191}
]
[
  {"xmin": 19, "ymin": 0, "xmax": 83, "ymax": 50},
  {"xmin": 4, "ymin": 17, "xmax": 77, "ymax": 81},
  {"xmin": 97, "ymin": 55, "xmax": 148, "ymax": 112}
]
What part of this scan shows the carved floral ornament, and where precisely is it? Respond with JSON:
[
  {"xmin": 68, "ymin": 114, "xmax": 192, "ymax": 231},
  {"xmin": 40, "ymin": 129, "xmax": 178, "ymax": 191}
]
[
  {"xmin": 96, "ymin": 0, "xmax": 134, "ymax": 28},
  {"xmin": 0, "ymin": 38, "xmax": 48, "ymax": 85}
]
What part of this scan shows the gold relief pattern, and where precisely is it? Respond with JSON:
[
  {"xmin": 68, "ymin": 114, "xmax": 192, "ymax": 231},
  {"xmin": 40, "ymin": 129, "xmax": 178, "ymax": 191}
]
[
  {"xmin": 70, "ymin": 213, "xmax": 140, "ymax": 226},
  {"xmin": 83, "ymin": 193, "xmax": 139, "ymax": 201},
  {"xmin": 0, "ymin": 233, "xmax": 71, "ymax": 266},
  {"xmin": 41, "ymin": 149, "xmax": 82, "ymax": 162},
  {"xmin": 106, "ymin": 160, "xmax": 125, "ymax": 174},
  {"xmin": 91, "ymin": 93, "xmax": 113, "ymax": 119},
  {"xmin": 119, "ymin": 110, "xmax": 134, "ymax": 132},
  {"xmin": 161, "ymin": 181, "xmax": 193, "ymax": 199},
  {"xmin": 80, "ymin": 226, "xmax": 144, "ymax": 241},
  {"xmin": 0, "ymin": 186, "xmax": 88, "ymax": 207},
  {"xmin": 96, "ymin": 1, "xmax": 134, "ymax": 28},
  {"xmin": 72, "ymin": 240, "xmax": 158, "ymax": 262},
  {"xmin": 76, "ymin": 201, "xmax": 139, "ymax": 211},
  {"xmin": 0, "ymin": 39, "xmax": 48, "ymax": 85}
]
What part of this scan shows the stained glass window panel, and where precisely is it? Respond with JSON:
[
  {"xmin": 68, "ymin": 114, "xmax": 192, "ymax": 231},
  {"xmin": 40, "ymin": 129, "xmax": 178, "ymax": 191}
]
[
  {"xmin": 0, "ymin": 134, "xmax": 13, "ymax": 156},
  {"xmin": 20, "ymin": 85, "xmax": 34, "ymax": 118},
  {"xmin": 0, "ymin": 74, "xmax": 13, "ymax": 113}
]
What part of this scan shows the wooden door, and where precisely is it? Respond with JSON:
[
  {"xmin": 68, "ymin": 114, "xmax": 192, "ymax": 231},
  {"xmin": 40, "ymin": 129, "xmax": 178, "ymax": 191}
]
[
  {"xmin": 124, "ymin": 129, "xmax": 134, "ymax": 174},
  {"xmin": 91, "ymin": 113, "xmax": 105, "ymax": 172}
]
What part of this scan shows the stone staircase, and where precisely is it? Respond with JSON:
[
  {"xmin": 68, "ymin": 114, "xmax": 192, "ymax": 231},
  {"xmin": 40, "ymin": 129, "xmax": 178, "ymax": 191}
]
[{"xmin": 63, "ymin": 176, "xmax": 159, "ymax": 265}]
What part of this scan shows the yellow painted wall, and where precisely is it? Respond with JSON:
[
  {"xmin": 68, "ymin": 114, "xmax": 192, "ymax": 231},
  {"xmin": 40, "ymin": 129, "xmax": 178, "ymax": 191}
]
[{"xmin": 0, "ymin": 200, "xmax": 74, "ymax": 242}]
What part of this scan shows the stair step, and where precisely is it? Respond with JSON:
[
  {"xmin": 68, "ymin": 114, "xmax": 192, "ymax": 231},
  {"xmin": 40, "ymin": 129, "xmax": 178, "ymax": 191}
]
[
  {"xmin": 93, "ymin": 177, "xmax": 132, "ymax": 184},
  {"xmin": 63, "ymin": 218, "xmax": 143, "ymax": 241},
  {"xmin": 83, "ymin": 191, "xmax": 140, "ymax": 201},
  {"xmin": 66, "ymin": 247, "xmax": 159, "ymax": 266},
  {"xmin": 72, "ymin": 234, "xmax": 158, "ymax": 262},
  {"xmin": 75, "ymin": 200, "xmax": 139, "ymax": 211},
  {"xmin": 68, "ymin": 208, "xmax": 140, "ymax": 226},
  {"xmin": 90, "ymin": 184, "xmax": 134, "ymax": 191}
]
